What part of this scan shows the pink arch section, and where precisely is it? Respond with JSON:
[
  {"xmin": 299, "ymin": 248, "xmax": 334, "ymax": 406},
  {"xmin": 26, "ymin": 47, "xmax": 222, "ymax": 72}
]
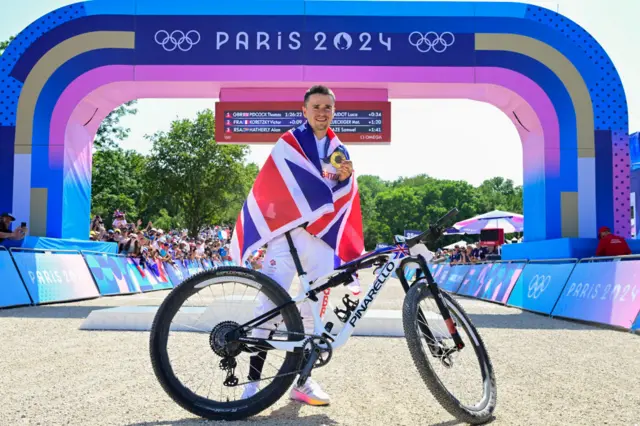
[{"xmin": 50, "ymin": 65, "xmax": 561, "ymax": 238}]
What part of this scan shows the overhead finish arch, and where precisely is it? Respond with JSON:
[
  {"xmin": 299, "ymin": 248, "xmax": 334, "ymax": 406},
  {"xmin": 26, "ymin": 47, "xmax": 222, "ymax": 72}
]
[{"xmin": 0, "ymin": 0, "xmax": 629, "ymax": 257}]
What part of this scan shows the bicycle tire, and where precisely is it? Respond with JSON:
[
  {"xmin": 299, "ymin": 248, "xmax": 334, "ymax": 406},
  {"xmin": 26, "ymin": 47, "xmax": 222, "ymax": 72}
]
[
  {"xmin": 149, "ymin": 266, "xmax": 305, "ymax": 421},
  {"xmin": 402, "ymin": 281, "xmax": 497, "ymax": 424}
]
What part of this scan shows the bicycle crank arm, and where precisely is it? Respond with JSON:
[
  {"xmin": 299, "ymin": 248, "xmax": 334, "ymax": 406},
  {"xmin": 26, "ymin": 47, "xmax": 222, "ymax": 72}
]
[{"xmin": 297, "ymin": 346, "xmax": 321, "ymax": 387}]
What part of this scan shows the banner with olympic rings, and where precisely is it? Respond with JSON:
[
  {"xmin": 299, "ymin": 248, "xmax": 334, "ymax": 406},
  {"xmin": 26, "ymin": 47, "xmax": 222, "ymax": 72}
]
[
  {"xmin": 506, "ymin": 262, "xmax": 576, "ymax": 314},
  {"xmin": 551, "ymin": 260, "xmax": 640, "ymax": 330}
]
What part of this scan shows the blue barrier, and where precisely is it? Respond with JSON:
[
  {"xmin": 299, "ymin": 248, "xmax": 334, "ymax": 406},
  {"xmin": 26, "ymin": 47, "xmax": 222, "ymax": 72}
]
[
  {"xmin": 9, "ymin": 248, "xmax": 100, "ymax": 305},
  {"xmin": 440, "ymin": 264, "xmax": 471, "ymax": 293},
  {"xmin": 477, "ymin": 261, "xmax": 528, "ymax": 304},
  {"xmin": 507, "ymin": 259, "xmax": 577, "ymax": 315},
  {"xmin": 454, "ymin": 261, "xmax": 528, "ymax": 304},
  {"xmin": 82, "ymin": 251, "xmax": 141, "ymax": 296},
  {"xmin": 456, "ymin": 263, "xmax": 494, "ymax": 298},
  {"xmin": 1, "ymin": 245, "xmax": 637, "ymax": 333},
  {"xmin": 551, "ymin": 256, "xmax": 640, "ymax": 330},
  {"xmin": 0, "ymin": 247, "xmax": 32, "ymax": 308},
  {"xmin": 124, "ymin": 257, "xmax": 173, "ymax": 292}
]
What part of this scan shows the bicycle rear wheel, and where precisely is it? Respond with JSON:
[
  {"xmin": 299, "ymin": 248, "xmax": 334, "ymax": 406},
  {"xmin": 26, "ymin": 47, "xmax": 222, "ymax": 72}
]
[
  {"xmin": 149, "ymin": 267, "xmax": 305, "ymax": 421},
  {"xmin": 402, "ymin": 281, "xmax": 497, "ymax": 424}
]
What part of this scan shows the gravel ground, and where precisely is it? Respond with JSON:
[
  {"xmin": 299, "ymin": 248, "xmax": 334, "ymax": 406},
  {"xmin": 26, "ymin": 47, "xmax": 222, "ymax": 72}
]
[{"xmin": 0, "ymin": 271, "xmax": 638, "ymax": 426}]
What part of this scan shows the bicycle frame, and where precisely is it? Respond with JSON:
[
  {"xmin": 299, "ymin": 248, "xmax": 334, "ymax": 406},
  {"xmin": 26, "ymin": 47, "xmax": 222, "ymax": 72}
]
[
  {"xmin": 233, "ymin": 256, "xmax": 398, "ymax": 353},
  {"xmin": 232, "ymin": 246, "xmax": 461, "ymax": 354}
]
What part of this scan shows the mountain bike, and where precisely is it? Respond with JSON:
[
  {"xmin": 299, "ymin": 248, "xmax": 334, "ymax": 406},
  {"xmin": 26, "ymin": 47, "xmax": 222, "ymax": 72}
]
[{"xmin": 149, "ymin": 208, "xmax": 497, "ymax": 424}]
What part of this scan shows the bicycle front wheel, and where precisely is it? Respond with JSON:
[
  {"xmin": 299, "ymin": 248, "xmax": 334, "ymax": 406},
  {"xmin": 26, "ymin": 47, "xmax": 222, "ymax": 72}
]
[
  {"xmin": 149, "ymin": 266, "xmax": 305, "ymax": 421},
  {"xmin": 402, "ymin": 281, "xmax": 497, "ymax": 424}
]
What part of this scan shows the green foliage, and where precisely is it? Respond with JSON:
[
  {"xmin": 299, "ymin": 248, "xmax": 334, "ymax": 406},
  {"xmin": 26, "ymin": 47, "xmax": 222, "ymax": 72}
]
[
  {"xmin": 91, "ymin": 109, "xmax": 256, "ymax": 235},
  {"xmin": 357, "ymin": 174, "xmax": 523, "ymax": 249},
  {"xmin": 91, "ymin": 148, "xmax": 147, "ymax": 226},
  {"xmin": 143, "ymin": 109, "xmax": 256, "ymax": 236},
  {"xmin": 0, "ymin": 36, "xmax": 15, "ymax": 55}
]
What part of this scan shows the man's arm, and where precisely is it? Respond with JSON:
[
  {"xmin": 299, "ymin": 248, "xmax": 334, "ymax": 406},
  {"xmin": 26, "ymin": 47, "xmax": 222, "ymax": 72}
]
[
  {"xmin": 595, "ymin": 238, "xmax": 607, "ymax": 256},
  {"xmin": 0, "ymin": 228, "xmax": 26, "ymax": 241}
]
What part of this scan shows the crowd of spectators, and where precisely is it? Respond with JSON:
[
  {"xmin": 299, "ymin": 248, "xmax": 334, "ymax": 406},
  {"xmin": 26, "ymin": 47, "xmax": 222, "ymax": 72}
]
[
  {"xmin": 89, "ymin": 211, "xmax": 634, "ymax": 272},
  {"xmin": 431, "ymin": 244, "xmax": 501, "ymax": 264},
  {"xmin": 88, "ymin": 210, "xmax": 267, "ymax": 269}
]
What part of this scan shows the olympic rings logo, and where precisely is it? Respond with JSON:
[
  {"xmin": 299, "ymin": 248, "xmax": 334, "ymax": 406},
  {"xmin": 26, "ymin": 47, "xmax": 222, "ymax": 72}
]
[
  {"xmin": 154, "ymin": 30, "xmax": 201, "ymax": 52},
  {"xmin": 527, "ymin": 274, "xmax": 551, "ymax": 299},
  {"xmin": 408, "ymin": 31, "xmax": 455, "ymax": 53}
]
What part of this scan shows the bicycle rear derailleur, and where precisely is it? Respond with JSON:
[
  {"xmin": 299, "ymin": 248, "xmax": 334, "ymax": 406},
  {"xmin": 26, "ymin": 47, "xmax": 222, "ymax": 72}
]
[{"xmin": 334, "ymin": 294, "xmax": 359, "ymax": 323}]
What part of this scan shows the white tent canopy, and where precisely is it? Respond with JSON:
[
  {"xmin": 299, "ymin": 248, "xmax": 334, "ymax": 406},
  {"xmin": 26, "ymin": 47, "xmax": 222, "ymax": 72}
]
[
  {"xmin": 443, "ymin": 240, "xmax": 468, "ymax": 250},
  {"xmin": 452, "ymin": 209, "xmax": 524, "ymax": 234}
]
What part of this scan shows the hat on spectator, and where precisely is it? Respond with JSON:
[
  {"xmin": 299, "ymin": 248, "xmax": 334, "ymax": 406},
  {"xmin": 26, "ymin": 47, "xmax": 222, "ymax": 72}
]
[
  {"xmin": 0, "ymin": 212, "xmax": 16, "ymax": 221},
  {"xmin": 598, "ymin": 226, "xmax": 611, "ymax": 239}
]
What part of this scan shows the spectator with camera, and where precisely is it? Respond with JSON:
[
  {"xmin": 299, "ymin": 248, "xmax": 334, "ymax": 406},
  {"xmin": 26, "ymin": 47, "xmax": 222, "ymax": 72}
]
[{"xmin": 0, "ymin": 212, "xmax": 27, "ymax": 245}]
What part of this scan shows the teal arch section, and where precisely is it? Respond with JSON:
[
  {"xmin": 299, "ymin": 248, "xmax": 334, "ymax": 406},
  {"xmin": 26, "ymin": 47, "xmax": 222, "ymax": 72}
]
[{"xmin": 0, "ymin": 1, "xmax": 630, "ymax": 261}]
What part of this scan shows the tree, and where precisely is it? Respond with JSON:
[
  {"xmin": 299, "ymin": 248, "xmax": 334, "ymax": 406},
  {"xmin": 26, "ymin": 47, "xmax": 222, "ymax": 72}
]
[
  {"xmin": 94, "ymin": 101, "xmax": 139, "ymax": 150},
  {"xmin": 0, "ymin": 36, "xmax": 15, "ymax": 55},
  {"xmin": 91, "ymin": 147, "xmax": 148, "ymax": 226},
  {"xmin": 144, "ymin": 109, "xmax": 253, "ymax": 236},
  {"xmin": 357, "ymin": 174, "xmax": 524, "ymax": 250},
  {"xmin": 476, "ymin": 177, "xmax": 523, "ymax": 213}
]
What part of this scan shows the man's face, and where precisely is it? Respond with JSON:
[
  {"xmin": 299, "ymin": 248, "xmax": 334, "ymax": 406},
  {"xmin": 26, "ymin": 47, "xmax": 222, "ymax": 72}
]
[
  {"xmin": 303, "ymin": 93, "xmax": 335, "ymax": 133},
  {"xmin": 1, "ymin": 216, "xmax": 10, "ymax": 226}
]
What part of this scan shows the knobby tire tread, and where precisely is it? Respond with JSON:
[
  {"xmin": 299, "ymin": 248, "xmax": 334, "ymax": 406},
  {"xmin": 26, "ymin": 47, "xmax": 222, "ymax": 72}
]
[
  {"xmin": 149, "ymin": 266, "xmax": 305, "ymax": 421},
  {"xmin": 402, "ymin": 283, "xmax": 497, "ymax": 425}
]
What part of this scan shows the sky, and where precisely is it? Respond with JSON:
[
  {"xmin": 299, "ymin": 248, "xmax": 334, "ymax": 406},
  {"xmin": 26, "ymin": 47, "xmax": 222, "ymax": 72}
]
[{"xmin": 1, "ymin": 0, "xmax": 639, "ymax": 187}]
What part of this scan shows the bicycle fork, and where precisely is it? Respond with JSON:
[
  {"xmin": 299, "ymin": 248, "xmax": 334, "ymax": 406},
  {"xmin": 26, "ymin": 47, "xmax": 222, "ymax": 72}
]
[{"xmin": 398, "ymin": 257, "xmax": 465, "ymax": 353}]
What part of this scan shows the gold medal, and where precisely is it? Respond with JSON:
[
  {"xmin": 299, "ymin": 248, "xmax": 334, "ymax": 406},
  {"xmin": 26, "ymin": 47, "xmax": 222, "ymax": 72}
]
[{"xmin": 330, "ymin": 150, "xmax": 346, "ymax": 169}]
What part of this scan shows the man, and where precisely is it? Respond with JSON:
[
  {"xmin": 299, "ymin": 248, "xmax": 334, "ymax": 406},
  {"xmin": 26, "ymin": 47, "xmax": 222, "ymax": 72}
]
[
  {"xmin": 231, "ymin": 85, "xmax": 364, "ymax": 406},
  {"xmin": 0, "ymin": 212, "xmax": 27, "ymax": 244},
  {"xmin": 595, "ymin": 226, "xmax": 631, "ymax": 257}
]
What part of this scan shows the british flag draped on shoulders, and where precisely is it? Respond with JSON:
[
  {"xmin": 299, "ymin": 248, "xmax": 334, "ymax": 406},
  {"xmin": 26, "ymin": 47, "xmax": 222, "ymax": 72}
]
[{"xmin": 230, "ymin": 121, "xmax": 365, "ymax": 268}]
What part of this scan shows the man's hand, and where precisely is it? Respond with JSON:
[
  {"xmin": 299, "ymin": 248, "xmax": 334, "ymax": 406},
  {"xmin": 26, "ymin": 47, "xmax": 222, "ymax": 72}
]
[
  {"xmin": 337, "ymin": 160, "xmax": 353, "ymax": 182},
  {"xmin": 12, "ymin": 227, "xmax": 27, "ymax": 240}
]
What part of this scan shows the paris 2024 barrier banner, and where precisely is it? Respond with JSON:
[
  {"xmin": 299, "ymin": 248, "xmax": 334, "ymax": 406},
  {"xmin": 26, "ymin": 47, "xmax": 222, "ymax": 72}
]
[
  {"xmin": 10, "ymin": 250, "xmax": 100, "ymax": 305},
  {"xmin": 507, "ymin": 262, "xmax": 577, "ymax": 315},
  {"xmin": 428, "ymin": 258, "xmax": 639, "ymax": 331},
  {"xmin": 1, "ymin": 248, "xmax": 638, "ymax": 331},
  {"xmin": 550, "ymin": 260, "xmax": 640, "ymax": 330}
]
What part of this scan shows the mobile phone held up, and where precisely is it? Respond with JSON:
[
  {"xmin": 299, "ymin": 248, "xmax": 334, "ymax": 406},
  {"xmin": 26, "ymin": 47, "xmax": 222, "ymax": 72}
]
[{"xmin": 20, "ymin": 222, "xmax": 27, "ymax": 228}]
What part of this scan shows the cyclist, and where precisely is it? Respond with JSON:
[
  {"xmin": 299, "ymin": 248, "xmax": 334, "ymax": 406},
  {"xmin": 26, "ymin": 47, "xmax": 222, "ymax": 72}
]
[{"xmin": 231, "ymin": 85, "xmax": 364, "ymax": 406}]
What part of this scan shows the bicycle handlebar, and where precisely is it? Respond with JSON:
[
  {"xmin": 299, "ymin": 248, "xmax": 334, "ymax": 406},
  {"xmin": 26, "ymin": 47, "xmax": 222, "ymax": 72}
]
[{"xmin": 405, "ymin": 208, "xmax": 459, "ymax": 248}]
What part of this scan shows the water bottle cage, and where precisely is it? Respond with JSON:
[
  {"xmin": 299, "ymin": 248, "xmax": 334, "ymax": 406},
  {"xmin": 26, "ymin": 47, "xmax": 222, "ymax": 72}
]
[{"xmin": 334, "ymin": 294, "xmax": 360, "ymax": 323}]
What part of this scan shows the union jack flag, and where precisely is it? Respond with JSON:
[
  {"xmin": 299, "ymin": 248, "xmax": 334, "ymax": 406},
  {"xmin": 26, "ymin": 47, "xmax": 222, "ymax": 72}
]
[{"xmin": 230, "ymin": 122, "xmax": 364, "ymax": 265}]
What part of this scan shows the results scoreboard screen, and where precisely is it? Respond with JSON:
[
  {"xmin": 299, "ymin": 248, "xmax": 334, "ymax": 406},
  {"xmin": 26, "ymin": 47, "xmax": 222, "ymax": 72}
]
[{"xmin": 215, "ymin": 101, "xmax": 391, "ymax": 144}]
